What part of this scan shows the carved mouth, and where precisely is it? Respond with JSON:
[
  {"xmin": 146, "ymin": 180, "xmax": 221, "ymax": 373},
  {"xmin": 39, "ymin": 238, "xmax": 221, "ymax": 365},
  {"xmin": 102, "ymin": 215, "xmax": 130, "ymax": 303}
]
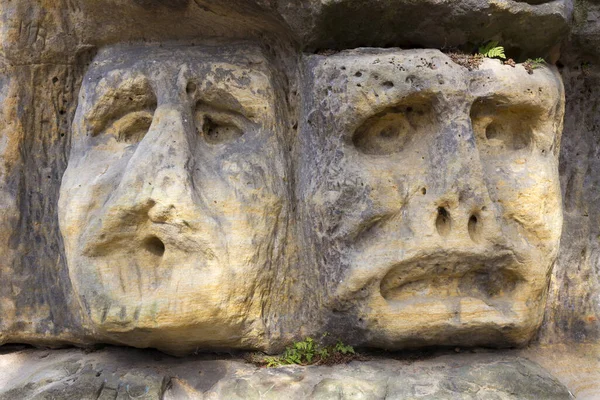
[
  {"xmin": 82, "ymin": 219, "xmax": 213, "ymax": 260},
  {"xmin": 379, "ymin": 251, "xmax": 523, "ymax": 303}
]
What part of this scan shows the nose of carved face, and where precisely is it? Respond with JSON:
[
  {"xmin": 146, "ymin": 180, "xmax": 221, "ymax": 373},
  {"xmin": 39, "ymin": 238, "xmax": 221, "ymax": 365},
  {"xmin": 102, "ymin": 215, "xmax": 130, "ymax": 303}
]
[
  {"xmin": 82, "ymin": 107, "xmax": 214, "ymax": 268},
  {"xmin": 341, "ymin": 118, "xmax": 519, "ymax": 307}
]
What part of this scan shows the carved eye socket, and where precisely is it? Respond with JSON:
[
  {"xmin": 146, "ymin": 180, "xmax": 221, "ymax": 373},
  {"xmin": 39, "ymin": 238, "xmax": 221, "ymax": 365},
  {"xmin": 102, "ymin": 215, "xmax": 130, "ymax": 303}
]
[
  {"xmin": 106, "ymin": 111, "xmax": 154, "ymax": 144},
  {"xmin": 200, "ymin": 116, "xmax": 244, "ymax": 144},
  {"xmin": 353, "ymin": 111, "xmax": 413, "ymax": 155},
  {"xmin": 471, "ymin": 99, "xmax": 538, "ymax": 152},
  {"xmin": 194, "ymin": 103, "xmax": 248, "ymax": 145},
  {"xmin": 88, "ymin": 79, "xmax": 157, "ymax": 145},
  {"xmin": 353, "ymin": 101, "xmax": 433, "ymax": 155}
]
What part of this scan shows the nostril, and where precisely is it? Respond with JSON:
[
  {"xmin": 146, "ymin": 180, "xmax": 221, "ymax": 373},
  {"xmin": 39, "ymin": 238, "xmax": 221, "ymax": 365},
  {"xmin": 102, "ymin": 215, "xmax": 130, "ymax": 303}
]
[
  {"xmin": 186, "ymin": 81, "xmax": 197, "ymax": 95},
  {"xmin": 468, "ymin": 214, "xmax": 481, "ymax": 242},
  {"xmin": 143, "ymin": 236, "xmax": 165, "ymax": 257},
  {"xmin": 436, "ymin": 207, "xmax": 451, "ymax": 237}
]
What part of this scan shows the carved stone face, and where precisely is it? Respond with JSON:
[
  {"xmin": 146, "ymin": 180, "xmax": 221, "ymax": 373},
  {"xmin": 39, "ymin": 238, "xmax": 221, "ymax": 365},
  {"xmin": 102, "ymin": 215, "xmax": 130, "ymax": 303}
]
[
  {"xmin": 299, "ymin": 49, "xmax": 564, "ymax": 348},
  {"xmin": 59, "ymin": 44, "xmax": 290, "ymax": 352}
]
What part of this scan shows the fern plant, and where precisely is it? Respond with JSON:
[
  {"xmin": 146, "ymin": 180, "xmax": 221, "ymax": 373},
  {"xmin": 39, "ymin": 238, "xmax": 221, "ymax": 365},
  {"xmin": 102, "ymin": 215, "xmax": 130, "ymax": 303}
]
[{"xmin": 478, "ymin": 41, "xmax": 506, "ymax": 60}]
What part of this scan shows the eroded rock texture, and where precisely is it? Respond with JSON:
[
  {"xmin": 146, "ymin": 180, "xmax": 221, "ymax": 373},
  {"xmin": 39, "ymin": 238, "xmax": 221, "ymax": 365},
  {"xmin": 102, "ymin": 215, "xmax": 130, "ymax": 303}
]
[
  {"xmin": 538, "ymin": 0, "xmax": 600, "ymax": 344},
  {"xmin": 0, "ymin": 0, "xmax": 597, "ymax": 373},
  {"xmin": 278, "ymin": 0, "xmax": 572, "ymax": 57},
  {"xmin": 59, "ymin": 43, "xmax": 294, "ymax": 354},
  {"xmin": 0, "ymin": 347, "xmax": 574, "ymax": 400},
  {"xmin": 298, "ymin": 49, "xmax": 565, "ymax": 349}
]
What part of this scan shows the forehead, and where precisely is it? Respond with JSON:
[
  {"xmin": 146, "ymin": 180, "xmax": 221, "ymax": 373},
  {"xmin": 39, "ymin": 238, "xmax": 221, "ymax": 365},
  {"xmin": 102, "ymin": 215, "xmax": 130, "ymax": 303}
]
[
  {"xmin": 79, "ymin": 43, "xmax": 275, "ymax": 122},
  {"xmin": 88, "ymin": 43, "xmax": 271, "ymax": 76},
  {"xmin": 79, "ymin": 43, "xmax": 275, "ymax": 109},
  {"xmin": 308, "ymin": 49, "xmax": 562, "ymax": 111}
]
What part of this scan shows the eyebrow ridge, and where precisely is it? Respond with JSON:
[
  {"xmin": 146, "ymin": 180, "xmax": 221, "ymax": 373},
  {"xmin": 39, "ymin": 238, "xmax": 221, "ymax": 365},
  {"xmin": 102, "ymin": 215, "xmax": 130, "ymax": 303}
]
[{"xmin": 85, "ymin": 75, "xmax": 156, "ymax": 136}]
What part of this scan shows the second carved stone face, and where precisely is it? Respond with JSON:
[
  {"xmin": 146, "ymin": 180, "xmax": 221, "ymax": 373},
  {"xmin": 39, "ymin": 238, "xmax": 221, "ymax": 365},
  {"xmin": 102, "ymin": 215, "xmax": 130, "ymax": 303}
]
[
  {"xmin": 299, "ymin": 49, "xmax": 565, "ymax": 348},
  {"xmin": 59, "ymin": 44, "xmax": 291, "ymax": 353}
]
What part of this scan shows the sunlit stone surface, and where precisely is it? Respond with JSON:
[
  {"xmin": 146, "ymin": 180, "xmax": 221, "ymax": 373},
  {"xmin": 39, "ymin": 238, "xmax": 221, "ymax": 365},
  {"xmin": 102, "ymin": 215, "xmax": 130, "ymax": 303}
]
[
  {"xmin": 58, "ymin": 43, "xmax": 293, "ymax": 353},
  {"xmin": 299, "ymin": 49, "xmax": 565, "ymax": 348}
]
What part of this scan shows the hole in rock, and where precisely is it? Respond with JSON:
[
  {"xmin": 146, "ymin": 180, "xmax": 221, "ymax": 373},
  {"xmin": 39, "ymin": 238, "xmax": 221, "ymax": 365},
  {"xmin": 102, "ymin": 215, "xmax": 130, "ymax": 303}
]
[
  {"xmin": 436, "ymin": 207, "xmax": 451, "ymax": 236},
  {"xmin": 421, "ymin": 187, "xmax": 427, "ymax": 195},
  {"xmin": 186, "ymin": 81, "xmax": 197, "ymax": 95},
  {"xmin": 468, "ymin": 214, "xmax": 481, "ymax": 242},
  {"xmin": 143, "ymin": 236, "xmax": 165, "ymax": 257},
  {"xmin": 355, "ymin": 71, "xmax": 362, "ymax": 77},
  {"xmin": 382, "ymin": 81, "xmax": 394, "ymax": 89}
]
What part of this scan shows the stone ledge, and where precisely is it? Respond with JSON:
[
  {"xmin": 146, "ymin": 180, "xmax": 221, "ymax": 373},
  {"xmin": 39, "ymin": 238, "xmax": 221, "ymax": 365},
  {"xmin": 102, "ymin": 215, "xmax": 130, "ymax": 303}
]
[{"xmin": 0, "ymin": 346, "xmax": 581, "ymax": 399}]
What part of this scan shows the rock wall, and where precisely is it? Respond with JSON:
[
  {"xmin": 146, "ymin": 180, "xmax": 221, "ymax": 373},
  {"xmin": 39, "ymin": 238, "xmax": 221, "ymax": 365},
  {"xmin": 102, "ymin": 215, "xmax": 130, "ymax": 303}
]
[
  {"xmin": 538, "ymin": 0, "xmax": 600, "ymax": 344},
  {"xmin": 0, "ymin": 0, "xmax": 598, "ymax": 355}
]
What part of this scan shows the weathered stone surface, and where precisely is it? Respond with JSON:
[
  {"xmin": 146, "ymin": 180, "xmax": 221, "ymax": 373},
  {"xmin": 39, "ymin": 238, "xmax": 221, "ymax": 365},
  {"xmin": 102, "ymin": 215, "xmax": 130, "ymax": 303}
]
[
  {"xmin": 58, "ymin": 43, "xmax": 295, "ymax": 354},
  {"xmin": 0, "ymin": 60, "xmax": 92, "ymax": 347},
  {"xmin": 0, "ymin": 1, "xmax": 290, "ymax": 64},
  {"xmin": 538, "ymin": 63, "xmax": 600, "ymax": 344},
  {"xmin": 0, "ymin": 1, "xmax": 573, "ymax": 62},
  {"xmin": 521, "ymin": 344, "xmax": 600, "ymax": 399},
  {"xmin": 0, "ymin": 346, "xmax": 576, "ymax": 399},
  {"xmin": 0, "ymin": 0, "xmax": 597, "ymax": 381},
  {"xmin": 536, "ymin": 0, "xmax": 600, "ymax": 344},
  {"xmin": 277, "ymin": 0, "xmax": 572, "ymax": 57},
  {"xmin": 569, "ymin": 0, "xmax": 600, "ymax": 62},
  {"xmin": 298, "ymin": 49, "xmax": 565, "ymax": 349}
]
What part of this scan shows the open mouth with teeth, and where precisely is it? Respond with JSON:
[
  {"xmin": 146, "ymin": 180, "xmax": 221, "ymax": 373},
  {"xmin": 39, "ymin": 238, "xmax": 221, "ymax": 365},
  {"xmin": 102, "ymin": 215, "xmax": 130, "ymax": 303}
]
[{"xmin": 379, "ymin": 252, "xmax": 524, "ymax": 304}]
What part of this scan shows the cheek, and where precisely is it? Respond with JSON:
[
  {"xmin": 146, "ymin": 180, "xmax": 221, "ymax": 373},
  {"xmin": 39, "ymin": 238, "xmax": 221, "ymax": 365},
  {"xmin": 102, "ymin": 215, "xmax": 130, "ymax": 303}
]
[
  {"xmin": 491, "ymin": 159, "xmax": 562, "ymax": 246},
  {"xmin": 208, "ymin": 156, "xmax": 286, "ymax": 233},
  {"xmin": 59, "ymin": 147, "xmax": 132, "ymax": 234}
]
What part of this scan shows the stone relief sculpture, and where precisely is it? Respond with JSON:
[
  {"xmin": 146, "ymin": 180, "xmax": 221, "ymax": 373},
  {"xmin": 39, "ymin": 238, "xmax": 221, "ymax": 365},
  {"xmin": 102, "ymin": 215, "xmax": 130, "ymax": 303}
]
[
  {"xmin": 2, "ymin": 0, "xmax": 600, "ymax": 397},
  {"xmin": 299, "ymin": 49, "xmax": 565, "ymax": 349},
  {"xmin": 58, "ymin": 43, "xmax": 292, "ymax": 353},
  {"xmin": 55, "ymin": 45, "xmax": 567, "ymax": 353}
]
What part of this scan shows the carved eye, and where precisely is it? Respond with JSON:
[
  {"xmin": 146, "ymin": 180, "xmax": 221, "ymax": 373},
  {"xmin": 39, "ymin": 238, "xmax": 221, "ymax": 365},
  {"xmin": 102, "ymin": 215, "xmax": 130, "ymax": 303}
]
[
  {"xmin": 352, "ymin": 101, "xmax": 433, "ymax": 155},
  {"xmin": 105, "ymin": 111, "xmax": 154, "ymax": 144},
  {"xmin": 200, "ymin": 116, "xmax": 244, "ymax": 144},
  {"xmin": 87, "ymin": 79, "xmax": 157, "ymax": 145},
  {"xmin": 353, "ymin": 111, "xmax": 413, "ymax": 155},
  {"xmin": 194, "ymin": 103, "xmax": 248, "ymax": 145},
  {"xmin": 471, "ymin": 99, "xmax": 537, "ymax": 152}
]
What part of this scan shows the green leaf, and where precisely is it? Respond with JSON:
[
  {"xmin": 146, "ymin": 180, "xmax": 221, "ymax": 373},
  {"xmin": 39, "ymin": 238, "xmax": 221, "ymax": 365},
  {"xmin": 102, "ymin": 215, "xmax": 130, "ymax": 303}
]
[{"xmin": 478, "ymin": 41, "xmax": 506, "ymax": 60}]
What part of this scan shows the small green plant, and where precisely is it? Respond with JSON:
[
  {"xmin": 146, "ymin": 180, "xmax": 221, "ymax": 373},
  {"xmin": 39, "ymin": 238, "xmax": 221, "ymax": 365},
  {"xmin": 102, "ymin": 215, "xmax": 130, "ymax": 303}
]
[
  {"xmin": 260, "ymin": 337, "xmax": 357, "ymax": 367},
  {"xmin": 529, "ymin": 57, "xmax": 546, "ymax": 65},
  {"xmin": 334, "ymin": 340, "xmax": 356, "ymax": 355},
  {"xmin": 524, "ymin": 57, "xmax": 546, "ymax": 74},
  {"xmin": 478, "ymin": 41, "xmax": 506, "ymax": 60}
]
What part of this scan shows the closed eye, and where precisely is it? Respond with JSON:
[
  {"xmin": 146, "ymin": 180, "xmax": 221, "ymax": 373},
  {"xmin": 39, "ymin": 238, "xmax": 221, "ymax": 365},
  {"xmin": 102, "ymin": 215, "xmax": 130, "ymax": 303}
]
[
  {"xmin": 86, "ymin": 76, "xmax": 157, "ymax": 144},
  {"xmin": 104, "ymin": 111, "xmax": 154, "ymax": 144}
]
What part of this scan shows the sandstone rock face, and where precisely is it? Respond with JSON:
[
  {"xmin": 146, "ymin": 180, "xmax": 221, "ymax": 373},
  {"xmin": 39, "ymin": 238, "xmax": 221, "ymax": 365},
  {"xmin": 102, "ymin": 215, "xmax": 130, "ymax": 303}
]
[
  {"xmin": 299, "ymin": 49, "xmax": 565, "ymax": 349},
  {"xmin": 277, "ymin": 0, "xmax": 572, "ymax": 57},
  {"xmin": 0, "ymin": 0, "xmax": 598, "ymax": 371},
  {"xmin": 58, "ymin": 43, "xmax": 293, "ymax": 354},
  {"xmin": 537, "ymin": 0, "xmax": 600, "ymax": 344}
]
